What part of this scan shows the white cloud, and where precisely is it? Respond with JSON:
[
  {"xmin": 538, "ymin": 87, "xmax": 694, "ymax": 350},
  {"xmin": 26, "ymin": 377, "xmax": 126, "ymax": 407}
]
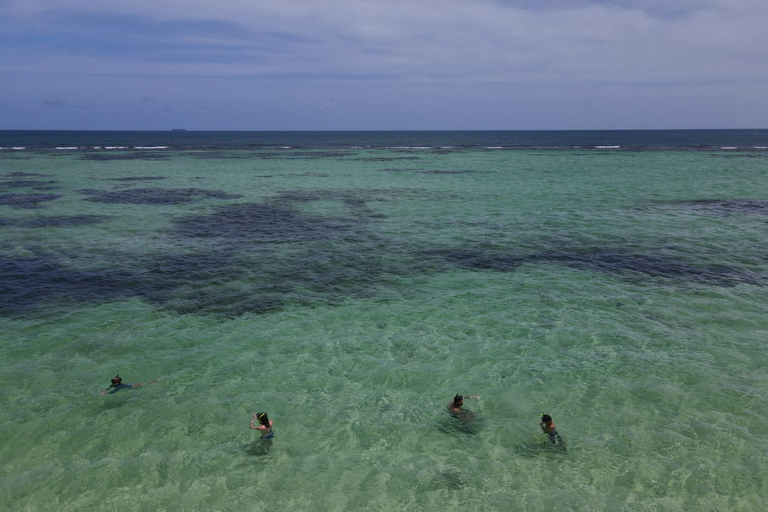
[{"xmin": 3, "ymin": 0, "xmax": 767, "ymax": 84}]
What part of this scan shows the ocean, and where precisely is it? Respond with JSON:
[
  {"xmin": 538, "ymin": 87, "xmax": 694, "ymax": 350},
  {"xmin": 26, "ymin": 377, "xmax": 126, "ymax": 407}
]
[{"xmin": 1, "ymin": 130, "xmax": 767, "ymax": 511}]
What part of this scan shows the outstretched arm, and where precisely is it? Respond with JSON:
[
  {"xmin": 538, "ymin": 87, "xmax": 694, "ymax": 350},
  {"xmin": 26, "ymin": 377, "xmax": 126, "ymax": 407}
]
[
  {"xmin": 463, "ymin": 395, "xmax": 480, "ymax": 399},
  {"xmin": 132, "ymin": 377, "xmax": 162, "ymax": 389}
]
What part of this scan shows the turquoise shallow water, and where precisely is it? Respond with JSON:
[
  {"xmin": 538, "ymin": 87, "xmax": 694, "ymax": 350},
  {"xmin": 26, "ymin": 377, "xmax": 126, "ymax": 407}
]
[{"xmin": 2, "ymin": 133, "xmax": 768, "ymax": 511}]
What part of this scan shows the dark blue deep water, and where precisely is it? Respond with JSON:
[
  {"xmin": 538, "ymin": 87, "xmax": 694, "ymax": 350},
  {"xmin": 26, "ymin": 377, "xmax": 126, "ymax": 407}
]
[{"xmin": 2, "ymin": 129, "xmax": 767, "ymax": 151}]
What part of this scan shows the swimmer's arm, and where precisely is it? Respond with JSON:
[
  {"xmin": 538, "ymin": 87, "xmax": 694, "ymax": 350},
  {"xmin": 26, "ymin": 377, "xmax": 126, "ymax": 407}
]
[
  {"xmin": 132, "ymin": 378, "xmax": 160, "ymax": 388},
  {"xmin": 464, "ymin": 395, "xmax": 480, "ymax": 399}
]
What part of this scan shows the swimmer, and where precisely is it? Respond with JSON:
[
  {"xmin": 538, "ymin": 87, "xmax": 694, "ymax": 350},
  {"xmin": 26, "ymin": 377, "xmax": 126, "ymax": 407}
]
[
  {"xmin": 100, "ymin": 374, "xmax": 158, "ymax": 394},
  {"xmin": 540, "ymin": 414, "xmax": 562, "ymax": 444},
  {"xmin": 250, "ymin": 412, "xmax": 274, "ymax": 439},
  {"xmin": 447, "ymin": 393, "xmax": 480, "ymax": 419},
  {"xmin": 101, "ymin": 375, "xmax": 132, "ymax": 394}
]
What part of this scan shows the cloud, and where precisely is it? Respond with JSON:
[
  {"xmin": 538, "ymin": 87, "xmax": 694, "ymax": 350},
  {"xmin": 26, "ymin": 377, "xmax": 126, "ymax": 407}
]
[
  {"xmin": 41, "ymin": 95, "xmax": 65, "ymax": 108},
  {"xmin": 1, "ymin": 0, "xmax": 767, "ymax": 129},
  {"xmin": 1, "ymin": 1, "xmax": 760, "ymax": 87}
]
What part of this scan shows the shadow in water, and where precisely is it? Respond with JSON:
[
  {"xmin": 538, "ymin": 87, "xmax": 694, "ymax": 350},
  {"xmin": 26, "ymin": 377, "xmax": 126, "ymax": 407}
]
[
  {"xmin": 515, "ymin": 435, "xmax": 569, "ymax": 457},
  {"xmin": 429, "ymin": 467, "xmax": 469, "ymax": 490},
  {"xmin": 436, "ymin": 411, "xmax": 486, "ymax": 436},
  {"xmin": 244, "ymin": 438, "xmax": 273, "ymax": 457},
  {"xmin": 98, "ymin": 398, "xmax": 130, "ymax": 411}
]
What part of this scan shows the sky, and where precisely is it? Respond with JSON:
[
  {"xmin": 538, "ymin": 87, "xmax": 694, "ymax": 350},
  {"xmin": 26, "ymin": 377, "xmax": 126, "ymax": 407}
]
[{"xmin": 1, "ymin": 0, "xmax": 766, "ymax": 130}]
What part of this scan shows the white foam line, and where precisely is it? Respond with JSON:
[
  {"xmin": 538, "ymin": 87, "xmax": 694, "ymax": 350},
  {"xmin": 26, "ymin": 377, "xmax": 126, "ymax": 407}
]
[
  {"xmin": 595, "ymin": 146, "xmax": 620, "ymax": 149},
  {"xmin": 135, "ymin": 146, "xmax": 169, "ymax": 149},
  {"xmin": 56, "ymin": 147, "xmax": 79, "ymax": 150}
]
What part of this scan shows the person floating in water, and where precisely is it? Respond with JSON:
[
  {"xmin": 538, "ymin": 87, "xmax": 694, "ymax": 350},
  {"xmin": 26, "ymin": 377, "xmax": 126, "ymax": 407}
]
[
  {"xmin": 540, "ymin": 414, "xmax": 562, "ymax": 444},
  {"xmin": 250, "ymin": 412, "xmax": 274, "ymax": 439},
  {"xmin": 100, "ymin": 374, "xmax": 157, "ymax": 394},
  {"xmin": 447, "ymin": 393, "xmax": 480, "ymax": 420}
]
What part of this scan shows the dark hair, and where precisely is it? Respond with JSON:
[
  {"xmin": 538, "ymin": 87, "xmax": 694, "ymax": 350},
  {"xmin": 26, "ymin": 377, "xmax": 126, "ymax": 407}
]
[
  {"xmin": 111, "ymin": 375, "xmax": 121, "ymax": 386},
  {"xmin": 541, "ymin": 414, "xmax": 552, "ymax": 423},
  {"xmin": 453, "ymin": 394, "xmax": 463, "ymax": 406},
  {"xmin": 257, "ymin": 412, "xmax": 270, "ymax": 427}
]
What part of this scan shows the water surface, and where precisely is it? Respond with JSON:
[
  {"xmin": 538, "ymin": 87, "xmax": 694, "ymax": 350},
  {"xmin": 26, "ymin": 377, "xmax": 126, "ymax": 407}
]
[{"xmin": 2, "ymin": 131, "xmax": 768, "ymax": 511}]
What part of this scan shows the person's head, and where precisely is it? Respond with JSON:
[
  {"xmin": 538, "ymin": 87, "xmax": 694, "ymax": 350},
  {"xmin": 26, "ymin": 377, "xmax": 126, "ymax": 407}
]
[
  {"xmin": 541, "ymin": 414, "xmax": 552, "ymax": 423},
  {"xmin": 453, "ymin": 394, "xmax": 463, "ymax": 407},
  {"xmin": 111, "ymin": 375, "xmax": 122, "ymax": 387},
  {"xmin": 256, "ymin": 412, "xmax": 270, "ymax": 426}
]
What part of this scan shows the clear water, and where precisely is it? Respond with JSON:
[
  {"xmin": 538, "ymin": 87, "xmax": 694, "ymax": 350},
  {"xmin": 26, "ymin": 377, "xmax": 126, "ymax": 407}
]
[{"xmin": 2, "ymin": 131, "xmax": 768, "ymax": 511}]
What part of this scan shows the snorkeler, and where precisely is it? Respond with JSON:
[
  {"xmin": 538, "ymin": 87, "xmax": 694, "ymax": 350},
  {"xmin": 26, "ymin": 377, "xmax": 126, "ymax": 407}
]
[
  {"xmin": 447, "ymin": 393, "xmax": 480, "ymax": 419},
  {"xmin": 250, "ymin": 412, "xmax": 274, "ymax": 439},
  {"xmin": 100, "ymin": 374, "xmax": 158, "ymax": 394},
  {"xmin": 540, "ymin": 414, "xmax": 562, "ymax": 444},
  {"xmin": 101, "ymin": 375, "xmax": 133, "ymax": 394}
]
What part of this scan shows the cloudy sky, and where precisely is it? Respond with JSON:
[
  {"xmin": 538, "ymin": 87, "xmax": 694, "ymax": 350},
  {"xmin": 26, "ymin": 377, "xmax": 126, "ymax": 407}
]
[{"xmin": 1, "ymin": 0, "xmax": 766, "ymax": 130}]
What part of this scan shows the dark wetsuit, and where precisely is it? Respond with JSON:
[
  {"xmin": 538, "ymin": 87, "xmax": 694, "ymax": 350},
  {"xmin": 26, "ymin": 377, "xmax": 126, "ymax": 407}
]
[
  {"xmin": 541, "ymin": 422, "xmax": 562, "ymax": 443},
  {"xmin": 105, "ymin": 383, "xmax": 133, "ymax": 394},
  {"xmin": 448, "ymin": 404, "xmax": 476, "ymax": 422}
]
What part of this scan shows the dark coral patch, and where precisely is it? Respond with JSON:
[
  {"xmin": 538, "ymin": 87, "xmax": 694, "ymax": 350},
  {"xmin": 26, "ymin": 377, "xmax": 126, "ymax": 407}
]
[
  {"xmin": 377, "ymin": 168, "xmax": 475, "ymax": 175},
  {"xmin": 79, "ymin": 188, "xmax": 241, "ymax": 205},
  {"xmin": 0, "ymin": 193, "xmax": 61, "ymax": 209},
  {"xmin": 136, "ymin": 245, "xmax": 390, "ymax": 316},
  {"xmin": 2, "ymin": 172, "xmax": 53, "ymax": 178},
  {"xmin": 173, "ymin": 203, "xmax": 357, "ymax": 243},
  {"xmin": 191, "ymin": 150, "xmax": 354, "ymax": 160},
  {"xmin": 353, "ymin": 157, "xmax": 421, "ymax": 162},
  {"xmin": 0, "ymin": 239, "xmax": 391, "ymax": 317},
  {"xmin": 79, "ymin": 152, "xmax": 170, "ymax": 161},
  {"xmin": 417, "ymin": 169, "xmax": 476, "ymax": 175},
  {"xmin": 128, "ymin": 251, "xmax": 288, "ymax": 316},
  {"xmin": 0, "ymin": 254, "xmax": 135, "ymax": 315},
  {"xmin": 173, "ymin": 189, "xmax": 398, "ymax": 243},
  {"xmin": 0, "ymin": 215, "xmax": 109, "ymax": 228},
  {"xmin": 667, "ymin": 199, "xmax": 768, "ymax": 216},
  {"xmin": 0, "ymin": 180, "xmax": 59, "ymax": 191},
  {"xmin": 708, "ymin": 154, "xmax": 768, "ymax": 159},
  {"xmin": 104, "ymin": 177, "xmax": 167, "ymax": 182},
  {"xmin": 426, "ymin": 249, "xmax": 524, "ymax": 272},
  {"xmin": 427, "ymin": 245, "xmax": 763, "ymax": 287},
  {"xmin": 273, "ymin": 189, "xmax": 389, "ymax": 217},
  {"xmin": 532, "ymin": 249, "xmax": 764, "ymax": 286}
]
